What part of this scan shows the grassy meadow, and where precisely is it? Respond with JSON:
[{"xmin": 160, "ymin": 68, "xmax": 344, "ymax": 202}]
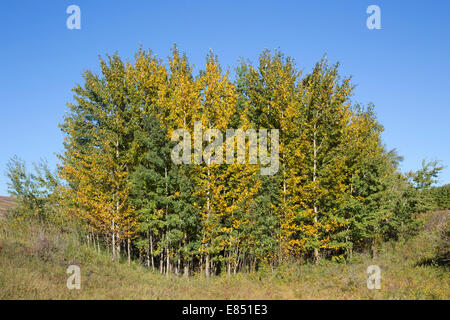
[{"xmin": 0, "ymin": 206, "xmax": 448, "ymax": 300}]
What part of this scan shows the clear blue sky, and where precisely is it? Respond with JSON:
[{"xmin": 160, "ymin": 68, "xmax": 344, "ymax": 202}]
[{"xmin": 0, "ymin": 0, "xmax": 449, "ymax": 195}]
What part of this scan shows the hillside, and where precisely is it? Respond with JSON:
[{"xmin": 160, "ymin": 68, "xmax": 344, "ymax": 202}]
[
  {"xmin": 0, "ymin": 196, "xmax": 16, "ymax": 218},
  {"xmin": 0, "ymin": 210, "xmax": 448, "ymax": 299}
]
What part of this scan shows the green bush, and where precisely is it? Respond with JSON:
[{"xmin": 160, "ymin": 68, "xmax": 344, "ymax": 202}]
[{"xmin": 432, "ymin": 184, "xmax": 450, "ymax": 210}]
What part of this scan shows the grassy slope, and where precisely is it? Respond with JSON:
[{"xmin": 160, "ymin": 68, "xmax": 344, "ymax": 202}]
[
  {"xmin": 0, "ymin": 196, "xmax": 16, "ymax": 219},
  {"xmin": 0, "ymin": 211, "xmax": 448, "ymax": 300}
]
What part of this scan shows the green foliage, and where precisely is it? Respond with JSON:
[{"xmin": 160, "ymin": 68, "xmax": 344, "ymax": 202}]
[
  {"xmin": 409, "ymin": 160, "xmax": 444, "ymax": 191},
  {"xmin": 6, "ymin": 156, "xmax": 61, "ymax": 222},
  {"xmin": 432, "ymin": 184, "xmax": 450, "ymax": 210},
  {"xmin": 405, "ymin": 160, "xmax": 445, "ymax": 213}
]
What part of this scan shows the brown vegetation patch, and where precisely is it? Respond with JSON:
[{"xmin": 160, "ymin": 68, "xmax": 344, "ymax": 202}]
[{"xmin": 0, "ymin": 196, "xmax": 16, "ymax": 218}]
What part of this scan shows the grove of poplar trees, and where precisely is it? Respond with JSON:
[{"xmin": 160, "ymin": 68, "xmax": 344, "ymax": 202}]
[{"xmin": 57, "ymin": 45, "xmax": 419, "ymax": 276}]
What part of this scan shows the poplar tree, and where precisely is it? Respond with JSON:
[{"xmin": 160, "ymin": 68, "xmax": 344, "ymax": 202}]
[
  {"xmin": 194, "ymin": 52, "xmax": 238, "ymax": 276},
  {"xmin": 60, "ymin": 54, "xmax": 137, "ymax": 261},
  {"xmin": 237, "ymin": 50, "xmax": 301, "ymax": 260}
]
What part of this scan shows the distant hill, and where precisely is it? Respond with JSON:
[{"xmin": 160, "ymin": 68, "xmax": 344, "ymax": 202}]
[{"xmin": 0, "ymin": 196, "xmax": 16, "ymax": 218}]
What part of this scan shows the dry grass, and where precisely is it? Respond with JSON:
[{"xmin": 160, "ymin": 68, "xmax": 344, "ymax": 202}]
[{"xmin": 0, "ymin": 211, "xmax": 449, "ymax": 300}]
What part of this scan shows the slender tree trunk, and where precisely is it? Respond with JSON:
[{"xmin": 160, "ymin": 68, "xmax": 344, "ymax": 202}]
[
  {"xmin": 234, "ymin": 254, "xmax": 239, "ymax": 275},
  {"xmin": 313, "ymin": 126, "xmax": 319, "ymax": 265},
  {"xmin": 127, "ymin": 237, "xmax": 131, "ymax": 266},
  {"xmin": 112, "ymin": 220, "xmax": 116, "ymax": 262},
  {"xmin": 183, "ymin": 233, "xmax": 188, "ymax": 277},
  {"xmin": 205, "ymin": 253, "xmax": 210, "ymax": 278},
  {"xmin": 313, "ymin": 208, "xmax": 319, "ymax": 264},
  {"xmin": 177, "ymin": 243, "xmax": 181, "ymax": 276},
  {"xmin": 146, "ymin": 231, "xmax": 150, "ymax": 268},
  {"xmin": 371, "ymin": 239, "xmax": 377, "ymax": 259},
  {"xmin": 166, "ymin": 246, "xmax": 170, "ymax": 275},
  {"xmin": 150, "ymin": 233, "xmax": 154, "ymax": 270},
  {"xmin": 233, "ymin": 247, "xmax": 239, "ymax": 275},
  {"xmin": 200, "ymin": 255, "xmax": 203, "ymax": 275},
  {"xmin": 160, "ymin": 248, "xmax": 164, "ymax": 274},
  {"xmin": 227, "ymin": 251, "xmax": 231, "ymax": 276}
]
